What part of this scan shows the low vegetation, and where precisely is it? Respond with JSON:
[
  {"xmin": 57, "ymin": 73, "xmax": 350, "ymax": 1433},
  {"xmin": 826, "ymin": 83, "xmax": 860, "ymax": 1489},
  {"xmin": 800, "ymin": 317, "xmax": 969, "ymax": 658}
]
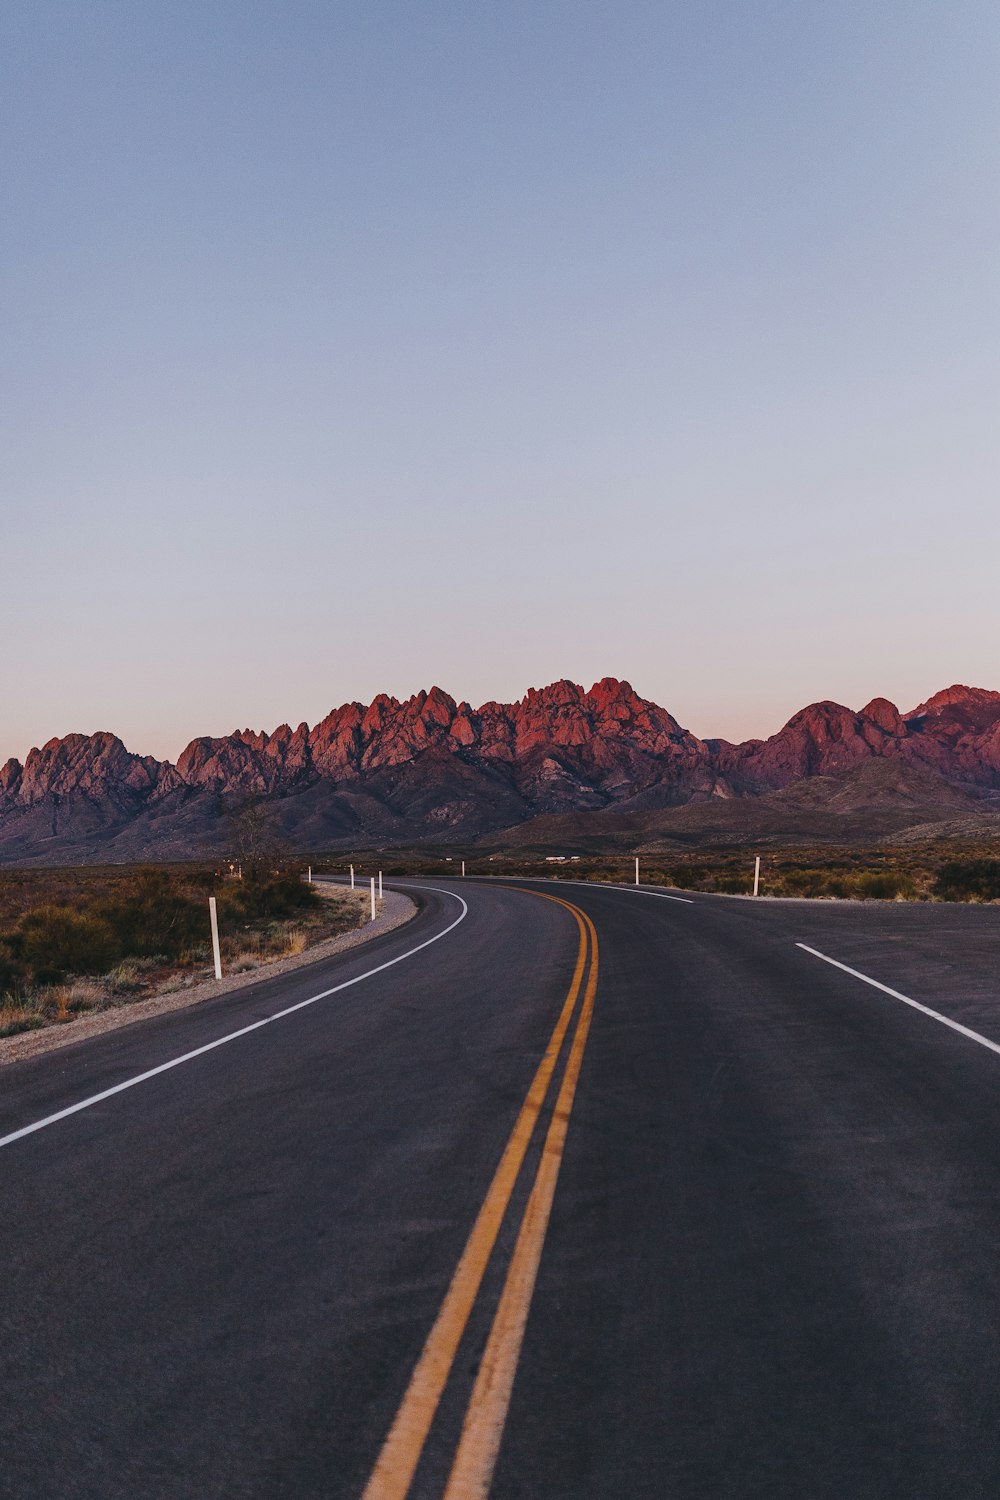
[
  {"xmin": 0, "ymin": 865, "xmax": 365, "ymax": 1040},
  {"xmin": 530, "ymin": 852, "xmax": 1000, "ymax": 902},
  {"xmin": 932, "ymin": 860, "xmax": 1000, "ymax": 902},
  {"xmin": 319, "ymin": 846, "xmax": 1000, "ymax": 905},
  {"xmin": 470, "ymin": 854, "xmax": 926, "ymax": 900}
]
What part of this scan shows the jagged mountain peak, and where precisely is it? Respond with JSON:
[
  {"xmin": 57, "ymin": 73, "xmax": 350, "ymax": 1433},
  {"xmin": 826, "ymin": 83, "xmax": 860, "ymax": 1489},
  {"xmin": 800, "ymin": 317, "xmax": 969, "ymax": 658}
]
[
  {"xmin": 859, "ymin": 698, "xmax": 906, "ymax": 735},
  {"xmin": 781, "ymin": 700, "xmax": 855, "ymax": 730},
  {"xmin": 5, "ymin": 681, "xmax": 1000, "ymax": 861},
  {"xmin": 907, "ymin": 685, "xmax": 1000, "ymax": 718}
]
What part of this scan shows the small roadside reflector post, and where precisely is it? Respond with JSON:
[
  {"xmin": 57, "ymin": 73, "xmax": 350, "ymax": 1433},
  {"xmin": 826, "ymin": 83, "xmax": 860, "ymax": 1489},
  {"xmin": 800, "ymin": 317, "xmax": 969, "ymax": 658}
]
[
  {"xmin": 462, "ymin": 860, "xmax": 466, "ymax": 878},
  {"xmin": 350, "ymin": 864, "xmax": 355, "ymax": 889},
  {"xmin": 209, "ymin": 896, "xmax": 223, "ymax": 980},
  {"xmin": 753, "ymin": 856, "xmax": 761, "ymax": 897},
  {"xmin": 635, "ymin": 857, "xmax": 640, "ymax": 887},
  {"xmin": 370, "ymin": 876, "xmax": 377, "ymax": 922},
  {"xmin": 378, "ymin": 870, "xmax": 383, "ymax": 899},
  {"xmin": 307, "ymin": 865, "xmax": 312, "ymax": 884}
]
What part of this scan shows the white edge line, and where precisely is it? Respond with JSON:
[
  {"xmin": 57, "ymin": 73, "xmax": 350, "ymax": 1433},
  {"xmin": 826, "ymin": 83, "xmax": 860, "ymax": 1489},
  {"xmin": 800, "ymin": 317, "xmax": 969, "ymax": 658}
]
[
  {"xmin": 559, "ymin": 879, "xmax": 695, "ymax": 905},
  {"xmin": 0, "ymin": 887, "xmax": 468, "ymax": 1152},
  {"xmin": 796, "ymin": 943, "xmax": 1000, "ymax": 1060}
]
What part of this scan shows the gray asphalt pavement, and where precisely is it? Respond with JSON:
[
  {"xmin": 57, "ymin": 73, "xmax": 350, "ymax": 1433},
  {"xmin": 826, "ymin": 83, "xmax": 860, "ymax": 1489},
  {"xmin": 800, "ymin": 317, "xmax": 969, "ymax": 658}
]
[{"xmin": 4, "ymin": 878, "xmax": 1000, "ymax": 1498}]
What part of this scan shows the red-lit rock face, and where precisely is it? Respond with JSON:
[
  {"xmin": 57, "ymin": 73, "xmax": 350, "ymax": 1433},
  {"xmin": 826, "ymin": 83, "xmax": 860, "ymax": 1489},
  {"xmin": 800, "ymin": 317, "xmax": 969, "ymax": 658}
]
[
  {"xmin": 301, "ymin": 678, "xmax": 706, "ymax": 792},
  {"xmin": 177, "ymin": 721, "xmax": 312, "ymax": 795},
  {"xmin": 5, "ymin": 681, "xmax": 1000, "ymax": 856},
  {"xmin": 860, "ymin": 698, "xmax": 907, "ymax": 736},
  {"xmin": 715, "ymin": 685, "xmax": 1000, "ymax": 791},
  {"xmin": 13, "ymin": 732, "xmax": 177, "ymax": 807}
]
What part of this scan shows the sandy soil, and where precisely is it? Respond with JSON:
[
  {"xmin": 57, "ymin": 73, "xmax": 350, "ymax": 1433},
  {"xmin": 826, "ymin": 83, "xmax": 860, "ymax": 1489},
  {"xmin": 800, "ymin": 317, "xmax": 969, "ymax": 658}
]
[{"xmin": 0, "ymin": 886, "xmax": 416, "ymax": 1069}]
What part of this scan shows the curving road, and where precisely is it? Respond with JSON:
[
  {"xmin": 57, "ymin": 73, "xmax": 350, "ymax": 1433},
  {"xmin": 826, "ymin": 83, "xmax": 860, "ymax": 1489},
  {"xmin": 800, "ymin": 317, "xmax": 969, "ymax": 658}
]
[{"xmin": 5, "ymin": 878, "xmax": 1000, "ymax": 1497}]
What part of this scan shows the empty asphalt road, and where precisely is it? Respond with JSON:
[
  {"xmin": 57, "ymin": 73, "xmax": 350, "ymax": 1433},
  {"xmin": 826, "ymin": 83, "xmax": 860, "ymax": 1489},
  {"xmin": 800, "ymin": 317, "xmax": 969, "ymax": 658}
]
[{"xmin": 5, "ymin": 878, "xmax": 1000, "ymax": 1498}]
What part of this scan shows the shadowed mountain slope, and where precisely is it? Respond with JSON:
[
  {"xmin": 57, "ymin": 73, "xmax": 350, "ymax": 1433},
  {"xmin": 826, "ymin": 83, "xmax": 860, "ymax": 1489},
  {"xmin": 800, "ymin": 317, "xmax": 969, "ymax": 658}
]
[{"xmin": 489, "ymin": 759, "xmax": 1000, "ymax": 854}]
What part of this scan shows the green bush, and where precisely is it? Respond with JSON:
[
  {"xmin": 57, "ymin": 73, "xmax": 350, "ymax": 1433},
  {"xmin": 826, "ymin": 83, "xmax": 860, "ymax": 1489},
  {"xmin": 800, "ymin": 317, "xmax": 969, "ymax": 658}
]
[
  {"xmin": 785, "ymin": 869, "xmax": 840, "ymax": 898},
  {"xmin": 0, "ymin": 940, "xmax": 23, "ymax": 999},
  {"xmin": 854, "ymin": 870, "xmax": 915, "ymax": 900},
  {"xmin": 93, "ymin": 869, "xmax": 206, "ymax": 960},
  {"xmin": 17, "ymin": 905, "xmax": 117, "ymax": 983},
  {"xmin": 216, "ymin": 874, "xmax": 319, "ymax": 926},
  {"xmin": 934, "ymin": 860, "xmax": 1000, "ymax": 902}
]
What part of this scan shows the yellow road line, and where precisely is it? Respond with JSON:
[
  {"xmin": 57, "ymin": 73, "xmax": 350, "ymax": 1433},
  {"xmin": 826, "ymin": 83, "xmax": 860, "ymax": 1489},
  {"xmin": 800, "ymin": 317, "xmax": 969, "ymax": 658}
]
[
  {"xmin": 442, "ymin": 906, "xmax": 599, "ymax": 1500},
  {"xmin": 360, "ymin": 896, "xmax": 591, "ymax": 1500}
]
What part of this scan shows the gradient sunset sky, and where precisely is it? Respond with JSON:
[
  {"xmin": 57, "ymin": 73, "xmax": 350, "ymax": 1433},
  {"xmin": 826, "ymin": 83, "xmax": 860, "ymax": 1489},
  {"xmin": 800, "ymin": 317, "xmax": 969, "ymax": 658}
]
[{"xmin": 3, "ymin": 1, "xmax": 998, "ymax": 766}]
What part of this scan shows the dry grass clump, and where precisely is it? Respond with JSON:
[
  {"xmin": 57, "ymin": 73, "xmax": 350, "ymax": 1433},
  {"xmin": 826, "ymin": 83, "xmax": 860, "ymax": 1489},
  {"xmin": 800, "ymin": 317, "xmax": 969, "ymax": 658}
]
[
  {"xmin": 228, "ymin": 952, "xmax": 262, "ymax": 973},
  {"xmin": 0, "ymin": 978, "xmax": 108, "ymax": 1036},
  {"xmin": 46, "ymin": 980, "xmax": 108, "ymax": 1022},
  {"xmin": 0, "ymin": 1000, "xmax": 46, "ymax": 1038}
]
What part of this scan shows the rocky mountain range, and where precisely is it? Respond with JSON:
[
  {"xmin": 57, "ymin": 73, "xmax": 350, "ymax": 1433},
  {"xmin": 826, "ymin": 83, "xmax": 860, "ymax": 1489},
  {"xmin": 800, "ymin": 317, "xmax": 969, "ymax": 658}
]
[{"xmin": 3, "ymin": 679, "xmax": 1000, "ymax": 863}]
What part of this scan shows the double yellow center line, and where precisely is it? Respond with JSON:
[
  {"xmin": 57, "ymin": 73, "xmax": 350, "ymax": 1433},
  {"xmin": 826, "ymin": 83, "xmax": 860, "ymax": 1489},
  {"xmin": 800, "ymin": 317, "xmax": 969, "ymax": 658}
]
[{"xmin": 361, "ymin": 892, "xmax": 599, "ymax": 1500}]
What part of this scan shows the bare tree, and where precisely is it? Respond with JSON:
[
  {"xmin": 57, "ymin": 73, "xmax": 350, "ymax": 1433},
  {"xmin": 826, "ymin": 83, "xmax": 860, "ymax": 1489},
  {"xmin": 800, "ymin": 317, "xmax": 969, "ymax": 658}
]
[{"xmin": 226, "ymin": 799, "xmax": 289, "ymax": 880}]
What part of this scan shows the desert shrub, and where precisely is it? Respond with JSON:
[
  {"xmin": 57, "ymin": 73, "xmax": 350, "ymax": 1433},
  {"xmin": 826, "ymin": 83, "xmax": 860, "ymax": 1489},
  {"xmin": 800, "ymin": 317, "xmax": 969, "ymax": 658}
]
[
  {"xmin": 217, "ymin": 874, "xmax": 319, "ymax": 925},
  {"xmin": 0, "ymin": 939, "xmax": 23, "ymax": 999},
  {"xmin": 92, "ymin": 868, "xmax": 207, "ymax": 960},
  {"xmin": 784, "ymin": 870, "xmax": 853, "ymax": 898},
  {"xmin": 934, "ymin": 860, "xmax": 1000, "ymax": 902},
  {"xmin": 17, "ymin": 905, "xmax": 117, "ymax": 983},
  {"xmin": 784, "ymin": 869, "xmax": 834, "ymax": 898},
  {"xmin": 854, "ymin": 870, "xmax": 915, "ymax": 900}
]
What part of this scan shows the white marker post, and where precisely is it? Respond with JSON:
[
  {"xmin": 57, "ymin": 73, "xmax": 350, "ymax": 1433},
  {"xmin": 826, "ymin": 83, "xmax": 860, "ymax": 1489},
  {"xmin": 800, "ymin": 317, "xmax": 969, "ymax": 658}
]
[
  {"xmin": 370, "ymin": 876, "xmax": 377, "ymax": 922},
  {"xmin": 208, "ymin": 897, "xmax": 223, "ymax": 980},
  {"xmin": 462, "ymin": 860, "xmax": 466, "ymax": 878},
  {"xmin": 753, "ymin": 856, "xmax": 761, "ymax": 897},
  {"xmin": 378, "ymin": 870, "xmax": 383, "ymax": 900},
  {"xmin": 307, "ymin": 866, "xmax": 312, "ymax": 884},
  {"xmin": 635, "ymin": 857, "xmax": 640, "ymax": 887},
  {"xmin": 350, "ymin": 864, "xmax": 355, "ymax": 889}
]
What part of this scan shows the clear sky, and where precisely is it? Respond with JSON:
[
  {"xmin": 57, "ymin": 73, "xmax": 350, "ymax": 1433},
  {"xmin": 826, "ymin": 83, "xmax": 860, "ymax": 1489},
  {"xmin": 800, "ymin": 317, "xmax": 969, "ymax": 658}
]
[{"xmin": 2, "ymin": 1, "xmax": 998, "ymax": 765}]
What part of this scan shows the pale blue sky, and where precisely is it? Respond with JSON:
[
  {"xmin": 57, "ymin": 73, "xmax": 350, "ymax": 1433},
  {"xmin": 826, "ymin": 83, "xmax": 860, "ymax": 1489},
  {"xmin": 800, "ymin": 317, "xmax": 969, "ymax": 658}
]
[{"xmin": 2, "ymin": 1, "xmax": 998, "ymax": 763}]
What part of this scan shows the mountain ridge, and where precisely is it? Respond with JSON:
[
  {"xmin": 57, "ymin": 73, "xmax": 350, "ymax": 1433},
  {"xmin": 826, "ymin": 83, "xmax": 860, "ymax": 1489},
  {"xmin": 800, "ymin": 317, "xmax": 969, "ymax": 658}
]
[{"xmin": 4, "ymin": 679, "xmax": 1000, "ymax": 862}]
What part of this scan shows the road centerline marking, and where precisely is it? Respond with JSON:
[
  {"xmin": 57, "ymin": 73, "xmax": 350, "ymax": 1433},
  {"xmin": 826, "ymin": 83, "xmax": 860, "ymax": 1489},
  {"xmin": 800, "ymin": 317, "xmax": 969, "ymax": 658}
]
[
  {"xmin": 360, "ymin": 893, "xmax": 593, "ymax": 1500},
  {"xmin": 443, "ymin": 905, "xmax": 600, "ymax": 1500},
  {"xmin": 0, "ymin": 888, "xmax": 468, "ymax": 1153},
  {"xmin": 797, "ymin": 943, "xmax": 1000, "ymax": 1059}
]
